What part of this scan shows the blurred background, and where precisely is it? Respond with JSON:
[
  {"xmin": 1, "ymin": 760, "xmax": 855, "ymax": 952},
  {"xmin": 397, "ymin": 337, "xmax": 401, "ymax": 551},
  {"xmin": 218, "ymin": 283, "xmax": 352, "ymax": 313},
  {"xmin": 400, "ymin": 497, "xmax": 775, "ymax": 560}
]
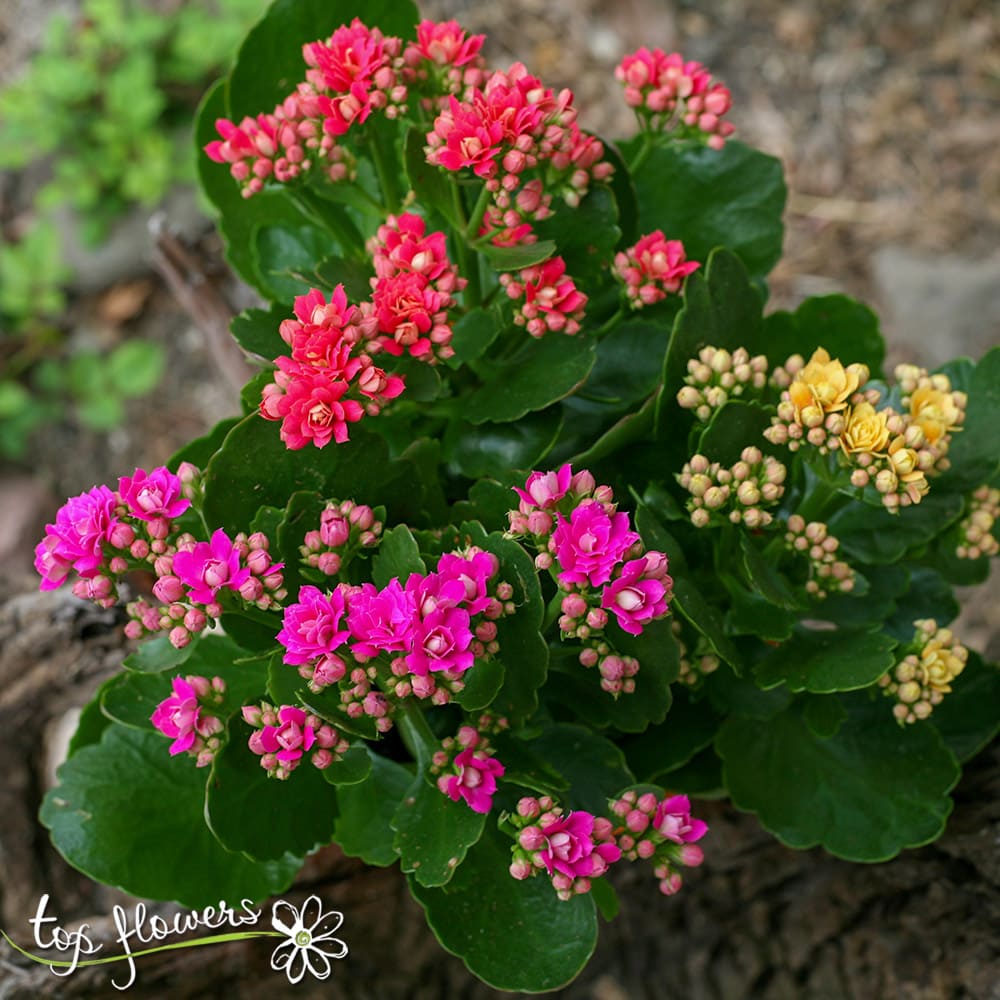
[{"xmin": 0, "ymin": 2, "xmax": 997, "ymax": 996}]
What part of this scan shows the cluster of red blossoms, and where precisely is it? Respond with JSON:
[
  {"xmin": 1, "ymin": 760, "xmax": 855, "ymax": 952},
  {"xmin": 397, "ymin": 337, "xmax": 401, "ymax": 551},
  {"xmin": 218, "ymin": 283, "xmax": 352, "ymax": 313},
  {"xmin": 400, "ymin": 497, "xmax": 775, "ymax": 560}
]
[
  {"xmin": 615, "ymin": 47, "xmax": 734, "ymax": 149},
  {"xmin": 260, "ymin": 213, "xmax": 462, "ymax": 449}
]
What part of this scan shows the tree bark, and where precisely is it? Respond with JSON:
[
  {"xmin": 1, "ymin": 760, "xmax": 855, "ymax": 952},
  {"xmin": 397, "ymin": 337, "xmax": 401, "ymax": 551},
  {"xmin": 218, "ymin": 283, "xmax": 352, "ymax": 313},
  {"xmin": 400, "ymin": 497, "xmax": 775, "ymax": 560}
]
[{"xmin": 1, "ymin": 584, "xmax": 997, "ymax": 1000}]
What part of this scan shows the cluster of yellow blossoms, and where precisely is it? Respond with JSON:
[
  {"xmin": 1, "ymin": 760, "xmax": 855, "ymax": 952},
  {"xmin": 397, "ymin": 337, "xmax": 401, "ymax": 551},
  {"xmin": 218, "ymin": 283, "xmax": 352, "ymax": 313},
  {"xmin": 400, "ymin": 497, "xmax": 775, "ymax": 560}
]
[
  {"xmin": 765, "ymin": 349, "xmax": 966, "ymax": 511},
  {"xmin": 878, "ymin": 619, "xmax": 968, "ymax": 724}
]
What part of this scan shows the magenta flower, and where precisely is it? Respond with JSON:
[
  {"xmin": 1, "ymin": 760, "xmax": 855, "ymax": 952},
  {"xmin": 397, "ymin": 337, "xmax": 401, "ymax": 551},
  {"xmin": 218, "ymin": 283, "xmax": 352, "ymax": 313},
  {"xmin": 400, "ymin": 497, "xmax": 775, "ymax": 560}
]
[
  {"xmin": 552, "ymin": 501, "xmax": 640, "ymax": 587},
  {"xmin": 347, "ymin": 580, "xmax": 417, "ymax": 657},
  {"xmin": 118, "ymin": 467, "xmax": 190, "ymax": 521},
  {"xmin": 435, "ymin": 551, "xmax": 497, "ymax": 615},
  {"xmin": 600, "ymin": 558, "xmax": 670, "ymax": 635},
  {"xmin": 172, "ymin": 528, "xmax": 251, "ymax": 605},
  {"xmin": 34, "ymin": 485, "xmax": 119, "ymax": 588},
  {"xmin": 406, "ymin": 604, "xmax": 474, "ymax": 675},
  {"xmin": 653, "ymin": 794, "xmax": 709, "ymax": 844},
  {"xmin": 537, "ymin": 811, "xmax": 622, "ymax": 879},
  {"xmin": 439, "ymin": 748, "xmax": 505, "ymax": 813},
  {"xmin": 253, "ymin": 705, "xmax": 316, "ymax": 763},
  {"xmin": 514, "ymin": 464, "xmax": 573, "ymax": 511},
  {"xmin": 277, "ymin": 585, "xmax": 351, "ymax": 665},
  {"xmin": 151, "ymin": 676, "xmax": 219, "ymax": 756}
]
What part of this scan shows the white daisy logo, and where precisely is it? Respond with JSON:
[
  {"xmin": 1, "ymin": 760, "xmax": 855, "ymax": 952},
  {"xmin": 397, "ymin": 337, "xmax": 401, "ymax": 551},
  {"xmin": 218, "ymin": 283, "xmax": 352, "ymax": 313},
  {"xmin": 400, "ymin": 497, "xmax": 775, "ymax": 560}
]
[{"xmin": 270, "ymin": 895, "xmax": 348, "ymax": 983}]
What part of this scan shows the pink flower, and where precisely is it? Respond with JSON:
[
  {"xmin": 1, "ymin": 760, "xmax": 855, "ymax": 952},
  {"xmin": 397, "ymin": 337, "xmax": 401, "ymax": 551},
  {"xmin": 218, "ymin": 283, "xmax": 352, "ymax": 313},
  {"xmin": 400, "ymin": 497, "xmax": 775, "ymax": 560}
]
[
  {"xmin": 260, "ymin": 364, "xmax": 365, "ymax": 448},
  {"xmin": 303, "ymin": 19, "xmax": 395, "ymax": 95},
  {"xmin": 406, "ymin": 604, "xmax": 474, "ymax": 675},
  {"xmin": 614, "ymin": 232, "xmax": 700, "ymax": 307},
  {"xmin": 35, "ymin": 485, "xmax": 119, "ymax": 588},
  {"xmin": 514, "ymin": 464, "xmax": 573, "ymax": 510},
  {"xmin": 151, "ymin": 676, "xmax": 222, "ymax": 757},
  {"xmin": 372, "ymin": 272, "xmax": 445, "ymax": 349},
  {"xmin": 408, "ymin": 20, "xmax": 484, "ymax": 68},
  {"xmin": 253, "ymin": 705, "xmax": 316, "ymax": 763},
  {"xmin": 506, "ymin": 257, "xmax": 587, "ymax": 337},
  {"xmin": 435, "ymin": 550, "xmax": 498, "ymax": 615},
  {"xmin": 277, "ymin": 585, "xmax": 351, "ymax": 665},
  {"xmin": 172, "ymin": 528, "xmax": 251, "ymax": 605},
  {"xmin": 600, "ymin": 557, "xmax": 671, "ymax": 635},
  {"xmin": 537, "ymin": 811, "xmax": 622, "ymax": 879},
  {"xmin": 347, "ymin": 579, "xmax": 417, "ymax": 657},
  {"xmin": 552, "ymin": 501, "xmax": 640, "ymax": 587},
  {"xmin": 439, "ymin": 747, "xmax": 505, "ymax": 813},
  {"xmin": 118, "ymin": 467, "xmax": 190, "ymax": 521},
  {"xmin": 653, "ymin": 794, "xmax": 709, "ymax": 844}
]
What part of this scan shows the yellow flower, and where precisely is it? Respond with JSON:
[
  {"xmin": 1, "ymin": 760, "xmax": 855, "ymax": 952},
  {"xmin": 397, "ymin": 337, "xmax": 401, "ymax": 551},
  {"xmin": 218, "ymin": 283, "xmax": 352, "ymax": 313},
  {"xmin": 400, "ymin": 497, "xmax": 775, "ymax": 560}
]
[
  {"xmin": 788, "ymin": 348, "xmax": 868, "ymax": 422},
  {"xmin": 887, "ymin": 436, "xmax": 929, "ymax": 500},
  {"xmin": 909, "ymin": 386, "xmax": 961, "ymax": 445},
  {"xmin": 840, "ymin": 402, "xmax": 889, "ymax": 456},
  {"xmin": 917, "ymin": 635, "xmax": 967, "ymax": 695}
]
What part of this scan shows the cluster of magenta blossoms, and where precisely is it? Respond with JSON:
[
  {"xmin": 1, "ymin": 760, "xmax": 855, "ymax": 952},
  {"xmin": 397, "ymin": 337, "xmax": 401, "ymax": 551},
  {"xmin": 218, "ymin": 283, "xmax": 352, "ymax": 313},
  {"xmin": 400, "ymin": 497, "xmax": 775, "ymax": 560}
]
[
  {"xmin": 615, "ymin": 47, "xmax": 734, "ymax": 149},
  {"xmin": 300, "ymin": 499, "xmax": 382, "ymax": 577},
  {"xmin": 613, "ymin": 230, "xmax": 700, "ymax": 308},
  {"xmin": 277, "ymin": 537, "xmax": 512, "ymax": 721},
  {"xmin": 150, "ymin": 675, "xmax": 227, "ymax": 767},
  {"xmin": 241, "ymin": 703, "xmax": 350, "ymax": 780},
  {"xmin": 507, "ymin": 465, "xmax": 672, "ymax": 695},
  {"xmin": 431, "ymin": 724, "xmax": 506, "ymax": 814}
]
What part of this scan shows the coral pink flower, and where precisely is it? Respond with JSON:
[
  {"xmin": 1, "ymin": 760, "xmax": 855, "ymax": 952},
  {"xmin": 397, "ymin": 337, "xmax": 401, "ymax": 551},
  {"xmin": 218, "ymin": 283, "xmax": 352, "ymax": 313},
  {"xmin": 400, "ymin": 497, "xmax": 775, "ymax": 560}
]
[
  {"xmin": 408, "ymin": 20, "xmax": 485, "ymax": 68},
  {"xmin": 505, "ymin": 257, "xmax": 587, "ymax": 337},
  {"xmin": 514, "ymin": 464, "xmax": 573, "ymax": 511},
  {"xmin": 653, "ymin": 794, "xmax": 709, "ymax": 844},
  {"xmin": 261, "ymin": 365, "xmax": 365, "ymax": 448},
  {"xmin": 614, "ymin": 232, "xmax": 700, "ymax": 307},
  {"xmin": 600, "ymin": 557, "xmax": 671, "ymax": 635},
  {"xmin": 35, "ymin": 485, "xmax": 119, "ymax": 588},
  {"xmin": 172, "ymin": 528, "xmax": 251, "ymax": 605},
  {"xmin": 118, "ymin": 467, "xmax": 190, "ymax": 521},
  {"xmin": 552, "ymin": 501, "xmax": 640, "ymax": 588},
  {"xmin": 372, "ymin": 272, "xmax": 444, "ymax": 346},
  {"xmin": 537, "ymin": 811, "xmax": 622, "ymax": 878},
  {"xmin": 303, "ymin": 19, "xmax": 396, "ymax": 95},
  {"xmin": 277, "ymin": 585, "xmax": 351, "ymax": 665},
  {"xmin": 439, "ymin": 747, "xmax": 505, "ymax": 813}
]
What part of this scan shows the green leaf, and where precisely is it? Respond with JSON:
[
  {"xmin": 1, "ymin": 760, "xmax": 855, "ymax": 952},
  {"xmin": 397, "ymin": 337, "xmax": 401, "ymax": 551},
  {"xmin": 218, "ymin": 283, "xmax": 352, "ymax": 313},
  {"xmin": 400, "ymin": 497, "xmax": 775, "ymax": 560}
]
[
  {"xmin": 754, "ymin": 627, "xmax": 897, "ymax": 693},
  {"xmin": 41, "ymin": 726, "xmax": 300, "ymax": 906},
  {"xmin": 319, "ymin": 742, "xmax": 373, "ymax": 785},
  {"xmin": 447, "ymin": 407, "xmax": 562, "ymax": 481},
  {"xmin": 937, "ymin": 347, "xmax": 1000, "ymax": 491},
  {"xmin": 581, "ymin": 318, "xmax": 669, "ymax": 406},
  {"xmin": 67, "ymin": 681, "xmax": 115, "ymax": 757},
  {"xmin": 479, "ymin": 239, "xmax": 557, "ymax": 271},
  {"xmin": 490, "ymin": 731, "xmax": 570, "ymax": 798},
  {"xmin": 230, "ymin": 304, "xmax": 288, "ymax": 360},
  {"xmin": 206, "ymin": 718, "xmax": 339, "ymax": 860},
  {"xmin": 717, "ymin": 693, "xmax": 960, "ymax": 861},
  {"xmin": 697, "ymin": 401, "xmax": 774, "ymax": 467},
  {"xmin": 313, "ymin": 254, "xmax": 375, "ymax": 302},
  {"xmin": 463, "ymin": 334, "xmax": 597, "ymax": 424},
  {"xmin": 621, "ymin": 687, "xmax": 722, "ymax": 781},
  {"xmin": 123, "ymin": 634, "xmax": 197, "ymax": 673},
  {"xmin": 725, "ymin": 587, "xmax": 797, "ymax": 641},
  {"xmin": 659, "ymin": 745, "xmax": 725, "ymax": 797},
  {"xmin": 449, "ymin": 305, "xmax": 506, "ymax": 363},
  {"xmin": 670, "ymin": 575, "xmax": 743, "ymax": 673},
  {"xmin": 739, "ymin": 534, "xmax": 802, "ymax": 610},
  {"xmin": 829, "ymin": 492, "xmax": 965, "ymax": 564},
  {"xmin": 656, "ymin": 248, "xmax": 763, "ymax": 437},
  {"xmin": 800, "ymin": 693, "xmax": 848, "ymax": 738},
  {"xmin": 409, "ymin": 821, "xmax": 597, "ymax": 992},
  {"xmin": 761, "ymin": 295, "xmax": 885, "ymax": 375},
  {"xmin": 884, "ymin": 566, "xmax": 959, "ymax": 640},
  {"xmin": 403, "ymin": 127, "xmax": 461, "ymax": 229},
  {"xmin": 332, "ymin": 750, "xmax": 413, "ymax": 865},
  {"xmin": 705, "ymin": 663, "xmax": 792, "ymax": 720},
  {"xmin": 107, "ymin": 340, "xmax": 164, "ymax": 397},
  {"xmin": 930, "ymin": 651, "xmax": 1000, "ymax": 763},
  {"xmin": 589, "ymin": 876, "xmax": 620, "ymax": 922},
  {"xmin": 454, "ymin": 657, "xmax": 505, "ymax": 712},
  {"xmin": 372, "ymin": 524, "xmax": 427, "ymax": 588},
  {"xmin": 202, "ymin": 416, "xmax": 421, "ymax": 535},
  {"xmin": 392, "ymin": 773, "xmax": 487, "ymax": 887},
  {"xmin": 253, "ymin": 224, "xmax": 335, "ymax": 301},
  {"xmin": 453, "ymin": 479, "xmax": 516, "ymax": 533},
  {"xmin": 535, "ymin": 186, "xmax": 620, "ymax": 281},
  {"xmin": 626, "ymin": 138, "xmax": 786, "ymax": 280}
]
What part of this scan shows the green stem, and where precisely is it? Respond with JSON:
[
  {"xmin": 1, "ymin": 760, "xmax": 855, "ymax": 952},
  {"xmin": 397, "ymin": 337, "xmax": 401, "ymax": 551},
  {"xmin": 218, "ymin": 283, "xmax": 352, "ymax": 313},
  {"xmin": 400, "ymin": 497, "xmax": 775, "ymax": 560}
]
[
  {"xmin": 463, "ymin": 183, "xmax": 492, "ymax": 243},
  {"xmin": 628, "ymin": 131, "xmax": 657, "ymax": 175},
  {"xmin": 448, "ymin": 180, "xmax": 482, "ymax": 308},
  {"xmin": 397, "ymin": 701, "xmax": 437, "ymax": 769},
  {"xmin": 368, "ymin": 126, "xmax": 402, "ymax": 215},
  {"xmin": 591, "ymin": 305, "xmax": 625, "ymax": 339}
]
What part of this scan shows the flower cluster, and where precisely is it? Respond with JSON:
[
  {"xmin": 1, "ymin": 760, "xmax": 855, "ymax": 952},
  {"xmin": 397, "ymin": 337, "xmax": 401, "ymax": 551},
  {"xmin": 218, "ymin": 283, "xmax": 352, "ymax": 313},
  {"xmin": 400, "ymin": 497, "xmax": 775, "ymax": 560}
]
[
  {"xmin": 956, "ymin": 486, "xmax": 999, "ymax": 560},
  {"xmin": 614, "ymin": 231, "xmax": 700, "ymax": 308},
  {"xmin": 364, "ymin": 212, "xmax": 465, "ymax": 361},
  {"xmin": 242, "ymin": 703, "xmax": 349, "ymax": 780},
  {"xmin": 676, "ymin": 345, "xmax": 768, "ymax": 422},
  {"xmin": 678, "ymin": 447, "xmax": 787, "ymax": 529},
  {"xmin": 507, "ymin": 465, "xmax": 672, "ymax": 695},
  {"xmin": 300, "ymin": 500, "xmax": 382, "ymax": 576},
  {"xmin": 259, "ymin": 285, "xmax": 407, "ymax": 449},
  {"xmin": 609, "ymin": 790, "xmax": 708, "ymax": 896},
  {"xmin": 878, "ymin": 619, "xmax": 968, "ymax": 724},
  {"xmin": 615, "ymin": 48, "xmax": 734, "ymax": 148},
  {"xmin": 151, "ymin": 675, "xmax": 227, "ymax": 767},
  {"xmin": 431, "ymin": 725, "xmax": 506, "ymax": 814},
  {"xmin": 782, "ymin": 515, "xmax": 855, "ymax": 597},
  {"xmin": 673, "ymin": 619, "xmax": 721, "ymax": 687},
  {"xmin": 401, "ymin": 19, "xmax": 486, "ymax": 103},
  {"xmin": 500, "ymin": 256, "xmax": 587, "ymax": 337},
  {"xmin": 507, "ymin": 796, "xmax": 622, "ymax": 900}
]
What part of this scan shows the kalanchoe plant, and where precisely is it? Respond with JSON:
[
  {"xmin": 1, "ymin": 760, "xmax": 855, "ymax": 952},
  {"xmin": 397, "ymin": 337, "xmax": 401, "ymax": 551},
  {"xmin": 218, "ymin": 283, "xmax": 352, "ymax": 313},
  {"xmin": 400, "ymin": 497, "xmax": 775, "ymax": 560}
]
[{"xmin": 36, "ymin": 1, "xmax": 1000, "ymax": 992}]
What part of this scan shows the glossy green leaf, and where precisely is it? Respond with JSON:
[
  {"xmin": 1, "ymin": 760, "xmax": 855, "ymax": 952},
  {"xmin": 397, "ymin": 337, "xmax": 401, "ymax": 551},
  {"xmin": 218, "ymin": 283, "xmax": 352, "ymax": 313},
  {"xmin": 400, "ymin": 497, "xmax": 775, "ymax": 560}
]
[
  {"xmin": 332, "ymin": 750, "xmax": 413, "ymax": 866},
  {"xmin": 42, "ymin": 726, "xmax": 301, "ymax": 906},
  {"xmin": 705, "ymin": 663, "xmax": 792, "ymax": 720},
  {"xmin": 66, "ymin": 681, "xmax": 115, "ymax": 757},
  {"xmin": 697, "ymin": 401, "xmax": 774, "ymax": 467},
  {"xmin": 581, "ymin": 318, "xmax": 669, "ymax": 406},
  {"xmin": 625, "ymin": 138, "xmax": 786, "ymax": 279},
  {"xmin": 454, "ymin": 658, "xmax": 505, "ymax": 712},
  {"xmin": 535, "ymin": 185, "xmax": 620, "ymax": 281},
  {"xmin": 479, "ymin": 239, "xmax": 557, "ymax": 271},
  {"xmin": 168, "ymin": 416, "xmax": 240, "ymax": 472},
  {"xmin": 403, "ymin": 126, "xmax": 462, "ymax": 229},
  {"xmin": 409, "ymin": 821, "xmax": 597, "ymax": 992},
  {"xmin": 449, "ymin": 305, "xmax": 507, "ymax": 363},
  {"xmin": 372, "ymin": 524, "xmax": 427, "ymax": 588},
  {"xmin": 253, "ymin": 224, "xmax": 334, "ymax": 302},
  {"xmin": 448, "ymin": 407, "xmax": 563, "ymax": 481},
  {"xmin": 740, "ymin": 534, "xmax": 802, "ymax": 610},
  {"xmin": 123, "ymin": 634, "xmax": 197, "ymax": 673},
  {"xmin": 884, "ymin": 566, "xmax": 959, "ymax": 641},
  {"xmin": 318, "ymin": 742, "xmax": 373, "ymax": 785},
  {"xmin": 800, "ymin": 693, "xmax": 848, "ymax": 738},
  {"xmin": 930, "ymin": 651, "xmax": 1000, "ymax": 763},
  {"xmin": 230, "ymin": 304, "xmax": 289, "ymax": 361},
  {"xmin": 392, "ymin": 773, "xmax": 487, "ymax": 887},
  {"xmin": 717, "ymin": 693, "xmax": 960, "ymax": 861},
  {"xmin": 937, "ymin": 347, "xmax": 1000, "ymax": 491}
]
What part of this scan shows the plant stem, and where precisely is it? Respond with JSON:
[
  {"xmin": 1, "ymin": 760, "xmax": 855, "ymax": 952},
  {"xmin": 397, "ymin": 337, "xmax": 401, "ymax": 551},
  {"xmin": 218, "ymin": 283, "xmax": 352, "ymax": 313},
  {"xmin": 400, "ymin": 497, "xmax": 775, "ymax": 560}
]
[
  {"xmin": 628, "ymin": 131, "xmax": 656, "ymax": 174},
  {"xmin": 463, "ymin": 183, "xmax": 491, "ymax": 243},
  {"xmin": 368, "ymin": 125, "xmax": 402, "ymax": 215},
  {"xmin": 448, "ymin": 179, "xmax": 482, "ymax": 308},
  {"xmin": 397, "ymin": 701, "xmax": 437, "ymax": 769}
]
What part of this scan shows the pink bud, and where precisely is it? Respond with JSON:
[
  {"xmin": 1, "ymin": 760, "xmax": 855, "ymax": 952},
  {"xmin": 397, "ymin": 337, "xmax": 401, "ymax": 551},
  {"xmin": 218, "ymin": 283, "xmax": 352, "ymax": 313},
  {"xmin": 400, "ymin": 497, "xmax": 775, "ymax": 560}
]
[
  {"xmin": 517, "ymin": 797, "xmax": 541, "ymax": 819},
  {"xmin": 168, "ymin": 626, "xmax": 191, "ymax": 649},
  {"xmin": 679, "ymin": 844, "xmax": 704, "ymax": 867},
  {"xmin": 509, "ymin": 859, "xmax": 533, "ymax": 880},
  {"xmin": 153, "ymin": 575, "xmax": 185, "ymax": 604}
]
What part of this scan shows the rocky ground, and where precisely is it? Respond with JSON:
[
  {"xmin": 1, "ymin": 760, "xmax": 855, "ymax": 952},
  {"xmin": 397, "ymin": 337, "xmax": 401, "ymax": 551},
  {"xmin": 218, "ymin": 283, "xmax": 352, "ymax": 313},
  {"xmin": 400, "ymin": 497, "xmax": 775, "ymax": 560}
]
[{"xmin": 0, "ymin": 1, "xmax": 998, "ymax": 996}]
